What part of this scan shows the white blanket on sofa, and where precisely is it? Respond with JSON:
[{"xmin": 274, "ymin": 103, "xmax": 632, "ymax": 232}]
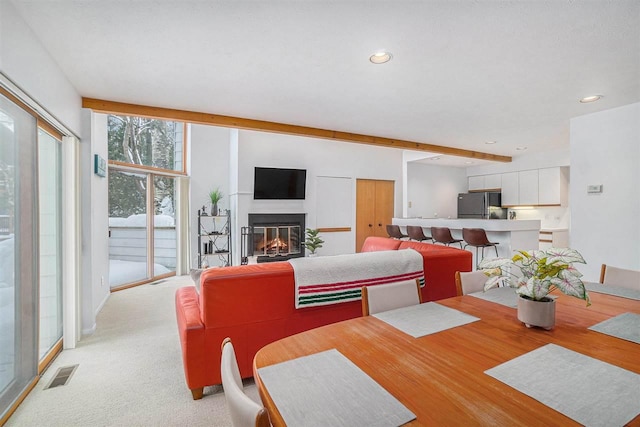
[{"xmin": 289, "ymin": 249, "xmax": 424, "ymax": 308}]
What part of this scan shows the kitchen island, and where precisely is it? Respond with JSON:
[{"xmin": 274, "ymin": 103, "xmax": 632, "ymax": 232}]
[{"xmin": 393, "ymin": 218, "xmax": 541, "ymax": 267}]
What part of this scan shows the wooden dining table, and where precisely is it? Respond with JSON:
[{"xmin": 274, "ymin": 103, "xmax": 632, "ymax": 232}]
[{"xmin": 253, "ymin": 289, "xmax": 640, "ymax": 426}]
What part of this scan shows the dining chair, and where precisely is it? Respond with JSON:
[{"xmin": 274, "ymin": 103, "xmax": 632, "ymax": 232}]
[
  {"xmin": 599, "ymin": 264, "xmax": 640, "ymax": 291},
  {"xmin": 386, "ymin": 224, "xmax": 408, "ymax": 240},
  {"xmin": 431, "ymin": 227, "xmax": 463, "ymax": 248},
  {"xmin": 361, "ymin": 279, "xmax": 422, "ymax": 316},
  {"xmin": 454, "ymin": 271, "xmax": 489, "ymax": 296},
  {"xmin": 462, "ymin": 228, "xmax": 499, "ymax": 266},
  {"xmin": 406, "ymin": 225, "xmax": 433, "ymax": 242},
  {"xmin": 221, "ymin": 338, "xmax": 271, "ymax": 427}
]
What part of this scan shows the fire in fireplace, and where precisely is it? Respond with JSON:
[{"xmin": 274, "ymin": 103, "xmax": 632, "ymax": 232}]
[
  {"xmin": 246, "ymin": 213, "xmax": 306, "ymax": 263},
  {"xmin": 253, "ymin": 226, "xmax": 300, "ymax": 256}
]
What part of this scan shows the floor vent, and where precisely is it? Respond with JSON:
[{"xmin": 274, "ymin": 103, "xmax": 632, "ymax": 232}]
[
  {"xmin": 151, "ymin": 279, "xmax": 167, "ymax": 286},
  {"xmin": 44, "ymin": 364, "xmax": 78, "ymax": 390}
]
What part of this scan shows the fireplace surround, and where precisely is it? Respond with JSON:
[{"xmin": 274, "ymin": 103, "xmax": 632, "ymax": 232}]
[{"xmin": 247, "ymin": 213, "xmax": 306, "ymax": 263}]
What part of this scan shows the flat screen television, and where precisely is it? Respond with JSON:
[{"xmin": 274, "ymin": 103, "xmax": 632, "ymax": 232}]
[{"xmin": 254, "ymin": 167, "xmax": 307, "ymax": 200}]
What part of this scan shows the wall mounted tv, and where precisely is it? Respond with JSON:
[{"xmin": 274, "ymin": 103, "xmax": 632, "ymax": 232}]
[{"xmin": 254, "ymin": 167, "xmax": 307, "ymax": 200}]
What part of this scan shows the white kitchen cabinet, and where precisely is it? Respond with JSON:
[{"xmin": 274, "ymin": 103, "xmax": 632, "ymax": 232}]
[
  {"xmin": 518, "ymin": 170, "xmax": 539, "ymax": 205},
  {"xmin": 468, "ymin": 174, "xmax": 502, "ymax": 192},
  {"xmin": 490, "ymin": 167, "xmax": 570, "ymax": 207},
  {"xmin": 468, "ymin": 176, "xmax": 484, "ymax": 191},
  {"xmin": 538, "ymin": 167, "xmax": 569, "ymax": 206},
  {"xmin": 484, "ymin": 173, "xmax": 502, "ymax": 190},
  {"xmin": 539, "ymin": 229, "xmax": 569, "ymax": 250},
  {"xmin": 501, "ymin": 172, "xmax": 519, "ymax": 206}
]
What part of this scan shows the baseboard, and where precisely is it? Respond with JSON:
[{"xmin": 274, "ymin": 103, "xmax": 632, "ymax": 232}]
[
  {"xmin": 81, "ymin": 323, "xmax": 96, "ymax": 336},
  {"xmin": 82, "ymin": 291, "xmax": 109, "ymax": 336},
  {"xmin": 95, "ymin": 291, "xmax": 109, "ymax": 317}
]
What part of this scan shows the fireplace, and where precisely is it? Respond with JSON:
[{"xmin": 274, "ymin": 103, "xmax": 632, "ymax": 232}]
[{"xmin": 246, "ymin": 213, "xmax": 306, "ymax": 263}]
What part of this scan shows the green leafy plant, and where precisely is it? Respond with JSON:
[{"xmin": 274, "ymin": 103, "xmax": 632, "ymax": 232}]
[
  {"xmin": 479, "ymin": 248, "xmax": 590, "ymax": 305},
  {"xmin": 302, "ymin": 228, "xmax": 324, "ymax": 254},
  {"xmin": 209, "ymin": 188, "xmax": 223, "ymax": 205}
]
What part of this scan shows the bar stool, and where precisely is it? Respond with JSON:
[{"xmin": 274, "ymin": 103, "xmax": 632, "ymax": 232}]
[
  {"xmin": 386, "ymin": 224, "xmax": 408, "ymax": 240},
  {"xmin": 406, "ymin": 225, "xmax": 433, "ymax": 242},
  {"xmin": 430, "ymin": 227, "xmax": 463, "ymax": 248},
  {"xmin": 462, "ymin": 228, "xmax": 499, "ymax": 266}
]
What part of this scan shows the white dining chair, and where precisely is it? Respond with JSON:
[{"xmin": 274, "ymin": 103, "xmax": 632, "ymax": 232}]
[
  {"xmin": 600, "ymin": 264, "xmax": 640, "ymax": 291},
  {"xmin": 221, "ymin": 338, "xmax": 270, "ymax": 427},
  {"xmin": 361, "ymin": 279, "xmax": 422, "ymax": 316},
  {"xmin": 455, "ymin": 271, "xmax": 489, "ymax": 296}
]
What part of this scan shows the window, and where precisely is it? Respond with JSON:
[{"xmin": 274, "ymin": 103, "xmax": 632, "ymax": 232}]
[
  {"xmin": 106, "ymin": 114, "xmax": 184, "ymax": 289},
  {"xmin": 107, "ymin": 115, "xmax": 185, "ymax": 172}
]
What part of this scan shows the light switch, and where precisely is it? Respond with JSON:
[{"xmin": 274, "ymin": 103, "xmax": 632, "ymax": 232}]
[{"xmin": 587, "ymin": 184, "xmax": 603, "ymax": 193}]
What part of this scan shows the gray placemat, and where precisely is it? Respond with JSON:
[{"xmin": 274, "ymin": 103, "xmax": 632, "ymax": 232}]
[
  {"xmin": 589, "ymin": 312, "xmax": 640, "ymax": 344},
  {"xmin": 486, "ymin": 343, "xmax": 640, "ymax": 427},
  {"xmin": 468, "ymin": 286, "xmax": 518, "ymax": 308},
  {"xmin": 258, "ymin": 349, "xmax": 416, "ymax": 427},
  {"xmin": 585, "ymin": 282, "xmax": 640, "ymax": 300},
  {"xmin": 373, "ymin": 302, "xmax": 480, "ymax": 338}
]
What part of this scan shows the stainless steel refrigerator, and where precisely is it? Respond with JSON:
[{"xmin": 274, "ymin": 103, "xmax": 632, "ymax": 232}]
[{"xmin": 457, "ymin": 192, "xmax": 507, "ymax": 219}]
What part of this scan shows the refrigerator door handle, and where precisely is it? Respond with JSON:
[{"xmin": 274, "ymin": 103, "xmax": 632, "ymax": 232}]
[{"xmin": 482, "ymin": 193, "xmax": 487, "ymax": 219}]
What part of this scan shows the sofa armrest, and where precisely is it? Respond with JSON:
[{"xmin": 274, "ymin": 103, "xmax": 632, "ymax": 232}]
[
  {"xmin": 175, "ymin": 286, "xmax": 206, "ymax": 392},
  {"xmin": 417, "ymin": 249, "xmax": 472, "ymax": 300}
]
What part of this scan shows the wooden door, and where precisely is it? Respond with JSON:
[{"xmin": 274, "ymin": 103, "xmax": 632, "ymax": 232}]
[
  {"xmin": 356, "ymin": 180, "xmax": 376, "ymax": 252},
  {"xmin": 374, "ymin": 180, "xmax": 394, "ymax": 238},
  {"xmin": 355, "ymin": 179, "xmax": 395, "ymax": 252}
]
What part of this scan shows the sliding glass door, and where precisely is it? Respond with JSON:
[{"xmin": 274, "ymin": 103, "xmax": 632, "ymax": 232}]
[
  {"xmin": 106, "ymin": 114, "xmax": 183, "ymax": 289},
  {"xmin": 153, "ymin": 175, "xmax": 176, "ymax": 274},
  {"xmin": 108, "ymin": 170, "xmax": 148, "ymax": 287},
  {"xmin": 37, "ymin": 129, "xmax": 62, "ymax": 360},
  {"xmin": 0, "ymin": 92, "xmax": 38, "ymax": 419}
]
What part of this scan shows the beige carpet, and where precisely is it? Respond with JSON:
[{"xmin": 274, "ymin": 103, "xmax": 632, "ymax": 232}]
[{"xmin": 6, "ymin": 275, "xmax": 259, "ymax": 426}]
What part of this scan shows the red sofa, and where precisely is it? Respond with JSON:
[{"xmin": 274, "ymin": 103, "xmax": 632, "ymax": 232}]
[{"xmin": 175, "ymin": 236, "xmax": 472, "ymax": 399}]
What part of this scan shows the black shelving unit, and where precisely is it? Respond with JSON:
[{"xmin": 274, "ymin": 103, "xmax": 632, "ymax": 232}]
[
  {"xmin": 240, "ymin": 226, "xmax": 253, "ymax": 265},
  {"xmin": 197, "ymin": 208, "xmax": 231, "ymax": 267}
]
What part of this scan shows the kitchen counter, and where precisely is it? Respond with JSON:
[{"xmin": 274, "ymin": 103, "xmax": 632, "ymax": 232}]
[
  {"xmin": 394, "ymin": 218, "xmax": 541, "ymax": 232},
  {"xmin": 393, "ymin": 218, "xmax": 541, "ymax": 267}
]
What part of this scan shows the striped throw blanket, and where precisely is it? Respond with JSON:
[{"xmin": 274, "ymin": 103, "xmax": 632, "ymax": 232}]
[{"xmin": 289, "ymin": 249, "xmax": 425, "ymax": 308}]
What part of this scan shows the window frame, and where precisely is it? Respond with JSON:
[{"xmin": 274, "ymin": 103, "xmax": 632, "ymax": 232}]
[{"xmin": 106, "ymin": 114, "xmax": 188, "ymax": 176}]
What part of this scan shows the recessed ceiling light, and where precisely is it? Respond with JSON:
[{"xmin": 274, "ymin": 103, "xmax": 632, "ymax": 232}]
[
  {"xmin": 516, "ymin": 146, "xmax": 527, "ymax": 151},
  {"xmin": 485, "ymin": 141, "xmax": 497, "ymax": 145},
  {"xmin": 430, "ymin": 157, "xmax": 441, "ymax": 160},
  {"xmin": 369, "ymin": 51, "xmax": 393, "ymax": 64},
  {"xmin": 579, "ymin": 95, "xmax": 603, "ymax": 103},
  {"xmin": 465, "ymin": 161, "xmax": 473, "ymax": 164}
]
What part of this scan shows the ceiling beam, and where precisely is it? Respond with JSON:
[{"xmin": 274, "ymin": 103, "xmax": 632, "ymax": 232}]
[{"xmin": 82, "ymin": 98, "xmax": 512, "ymax": 163}]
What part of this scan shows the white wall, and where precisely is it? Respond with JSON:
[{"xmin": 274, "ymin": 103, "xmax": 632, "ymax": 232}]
[
  {"xmin": 80, "ymin": 111, "xmax": 110, "ymax": 335},
  {"xmin": 234, "ymin": 130, "xmax": 404, "ymax": 256},
  {"xmin": 189, "ymin": 124, "xmax": 231, "ymax": 267},
  {"xmin": 406, "ymin": 162, "xmax": 468, "ymax": 219},
  {"xmin": 570, "ymin": 102, "xmax": 640, "ymax": 281},
  {"xmin": 0, "ymin": 1, "xmax": 82, "ymax": 136}
]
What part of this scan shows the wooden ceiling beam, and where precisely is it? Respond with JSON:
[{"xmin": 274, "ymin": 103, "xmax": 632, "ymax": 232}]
[{"xmin": 82, "ymin": 97, "xmax": 512, "ymax": 163}]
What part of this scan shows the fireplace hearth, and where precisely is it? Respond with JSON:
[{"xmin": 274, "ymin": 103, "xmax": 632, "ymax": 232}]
[{"xmin": 246, "ymin": 213, "xmax": 306, "ymax": 263}]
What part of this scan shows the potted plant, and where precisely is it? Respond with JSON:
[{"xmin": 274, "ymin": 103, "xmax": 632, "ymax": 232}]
[
  {"xmin": 302, "ymin": 228, "xmax": 324, "ymax": 256},
  {"xmin": 479, "ymin": 248, "xmax": 589, "ymax": 330},
  {"xmin": 209, "ymin": 188, "xmax": 223, "ymax": 216}
]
